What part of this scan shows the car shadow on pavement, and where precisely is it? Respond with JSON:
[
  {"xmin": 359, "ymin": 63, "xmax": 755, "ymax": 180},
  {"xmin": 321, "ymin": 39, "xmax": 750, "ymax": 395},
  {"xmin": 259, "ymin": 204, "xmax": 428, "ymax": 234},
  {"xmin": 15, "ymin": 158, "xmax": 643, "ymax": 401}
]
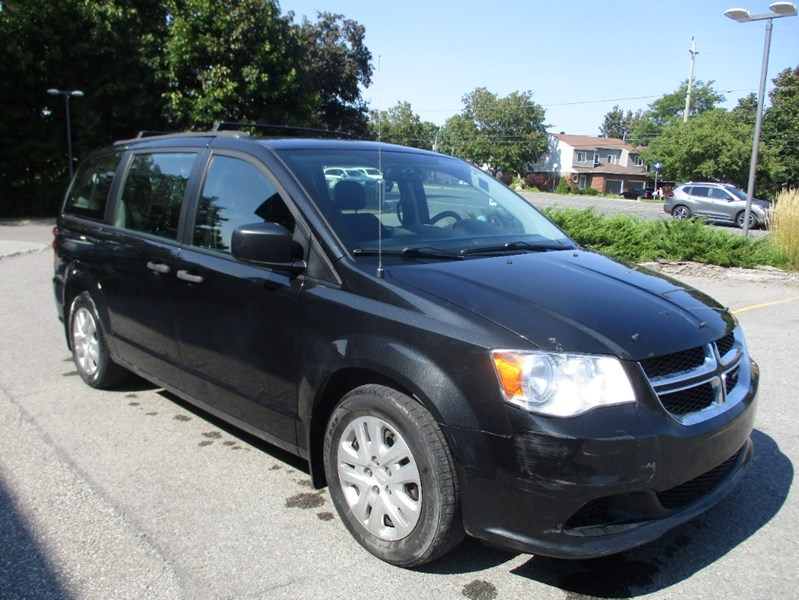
[
  {"xmin": 0, "ymin": 480, "xmax": 71, "ymax": 600},
  {"xmin": 509, "ymin": 428, "xmax": 792, "ymax": 597}
]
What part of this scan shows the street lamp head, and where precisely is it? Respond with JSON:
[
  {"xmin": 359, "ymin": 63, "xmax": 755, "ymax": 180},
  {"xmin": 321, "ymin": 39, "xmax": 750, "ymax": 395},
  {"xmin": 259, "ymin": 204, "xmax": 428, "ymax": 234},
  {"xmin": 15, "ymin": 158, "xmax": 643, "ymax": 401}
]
[
  {"xmin": 46, "ymin": 88, "xmax": 85, "ymax": 97},
  {"xmin": 725, "ymin": 2, "xmax": 797, "ymax": 21},
  {"xmin": 770, "ymin": 2, "xmax": 798, "ymax": 15}
]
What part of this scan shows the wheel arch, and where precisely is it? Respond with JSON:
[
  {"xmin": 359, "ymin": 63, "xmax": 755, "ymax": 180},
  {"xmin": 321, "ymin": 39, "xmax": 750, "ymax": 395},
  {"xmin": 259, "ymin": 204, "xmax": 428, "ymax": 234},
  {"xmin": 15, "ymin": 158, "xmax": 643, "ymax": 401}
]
[
  {"xmin": 303, "ymin": 339, "xmax": 499, "ymax": 490},
  {"xmin": 306, "ymin": 367, "xmax": 415, "ymax": 488},
  {"xmin": 61, "ymin": 264, "xmax": 111, "ymax": 352}
]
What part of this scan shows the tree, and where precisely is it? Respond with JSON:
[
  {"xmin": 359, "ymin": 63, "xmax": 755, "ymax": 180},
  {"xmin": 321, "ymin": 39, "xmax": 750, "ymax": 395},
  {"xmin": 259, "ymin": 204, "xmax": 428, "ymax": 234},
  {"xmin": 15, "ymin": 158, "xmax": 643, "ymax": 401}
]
[
  {"xmin": 298, "ymin": 12, "xmax": 373, "ymax": 135},
  {"xmin": 599, "ymin": 105, "xmax": 644, "ymax": 140},
  {"xmin": 629, "ymin": 80, "xmax": 724, "ymax": 146},
  {"xmin": 439, "ymin": 88, "xmax": 548, "ymax": 176},
  {"xmin": 641, "ymin": 109, "xmax": 756, "ymax": 187},
  {"xmin": 0, "ymin": 0, "xmax": 169, "ymax": 216},
  {"xmin": 763, "ymin": 65, "xmax": 799, "ymax": 190},
  {"xmin": 368, "ymin": 101, "xmax": 437, "ymax": 149},
  {"xmin": 161, "ymin": 0, "xmax": 308, "ymax": 129}
]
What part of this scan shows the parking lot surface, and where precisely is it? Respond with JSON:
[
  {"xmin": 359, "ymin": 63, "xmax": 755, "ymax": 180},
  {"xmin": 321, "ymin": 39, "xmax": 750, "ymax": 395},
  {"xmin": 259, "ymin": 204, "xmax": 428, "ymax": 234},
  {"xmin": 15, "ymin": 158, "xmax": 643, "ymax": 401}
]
[{"xmin": 1, "ymin": 220, "xmax": 797, "ymax": 599}]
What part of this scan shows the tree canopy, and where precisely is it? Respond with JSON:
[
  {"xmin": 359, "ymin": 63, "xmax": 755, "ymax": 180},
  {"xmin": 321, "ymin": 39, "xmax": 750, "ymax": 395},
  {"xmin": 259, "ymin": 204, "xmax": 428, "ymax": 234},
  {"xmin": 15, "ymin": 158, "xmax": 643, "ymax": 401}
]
[
  {"xmin": 439, "ymin": 88, "xmax": 548, "ymax": 176},
  {"xmin": 368, "ymin": 101, "xmax": 438, "ymax": 149},
  {"xmin": 598, "ymin": 105, "xmax": 643, "ymax": 140},
  {"xmin": 0, "ymin": 0, "xmax": 373, "ymax": 216},
  {"xmin": 628, "ymin": 80, "xmax": 724, "ymax": 147},
  {"xmin": 637, "ymin": 69, "xmax": 797, "ymax": 197}
]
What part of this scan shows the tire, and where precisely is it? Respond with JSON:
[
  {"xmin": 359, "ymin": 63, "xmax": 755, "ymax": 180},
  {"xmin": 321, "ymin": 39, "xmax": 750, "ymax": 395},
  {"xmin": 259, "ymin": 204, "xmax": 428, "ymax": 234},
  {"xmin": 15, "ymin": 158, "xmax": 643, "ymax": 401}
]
[
  {"xmin": 736, "ymin": 211, "xmax": 756, "ymax": 229},
  {"xmin": 68, "ymin": 291, "xmax": 129, "ymax": 389},
  {"xmin": 324, "ymin": 384, "xmax": 464, "ymax": 567},
  {"xmin": 672, "ymin": 205, "xmax": 691, "ymax": 220}
]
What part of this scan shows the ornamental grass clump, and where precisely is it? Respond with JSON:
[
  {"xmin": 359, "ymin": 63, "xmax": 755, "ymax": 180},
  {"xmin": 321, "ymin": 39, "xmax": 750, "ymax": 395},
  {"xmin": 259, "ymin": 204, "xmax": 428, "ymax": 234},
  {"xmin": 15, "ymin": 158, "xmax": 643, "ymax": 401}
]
[{"xmin": 769, "ymin": 188, "xmax": 799, "ymax": 271}]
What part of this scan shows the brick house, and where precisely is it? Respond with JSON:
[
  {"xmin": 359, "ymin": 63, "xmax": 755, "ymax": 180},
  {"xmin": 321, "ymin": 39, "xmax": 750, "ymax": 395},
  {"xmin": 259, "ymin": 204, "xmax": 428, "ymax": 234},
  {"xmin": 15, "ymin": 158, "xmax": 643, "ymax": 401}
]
[{"xmin": 533, "ymin": 134, "xmax": 649, "ymax": 195}]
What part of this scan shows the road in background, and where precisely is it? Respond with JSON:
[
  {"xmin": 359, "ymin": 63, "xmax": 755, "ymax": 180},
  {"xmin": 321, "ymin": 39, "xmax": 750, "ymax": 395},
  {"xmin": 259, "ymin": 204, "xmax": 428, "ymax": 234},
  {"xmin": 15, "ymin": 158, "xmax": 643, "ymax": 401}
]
[{"xmin": 1, "ymin": 221, "xmax": 796, "ymax": 599}]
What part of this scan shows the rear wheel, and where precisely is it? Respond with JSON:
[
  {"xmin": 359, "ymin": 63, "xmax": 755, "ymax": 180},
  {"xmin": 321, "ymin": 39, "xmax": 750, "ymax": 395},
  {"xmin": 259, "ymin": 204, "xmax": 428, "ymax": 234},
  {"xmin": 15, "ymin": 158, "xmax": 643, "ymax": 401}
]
[
  {"xmin": 672, "ymin": 205, "xmax": 691, "ymax": 220},
  {"xmin": 69, "ymin": 292, "xmax": 128, "ymax": 388},
  {"xmin": 324, "ymin": 384, "xmax": 464, "ymax": 567}
]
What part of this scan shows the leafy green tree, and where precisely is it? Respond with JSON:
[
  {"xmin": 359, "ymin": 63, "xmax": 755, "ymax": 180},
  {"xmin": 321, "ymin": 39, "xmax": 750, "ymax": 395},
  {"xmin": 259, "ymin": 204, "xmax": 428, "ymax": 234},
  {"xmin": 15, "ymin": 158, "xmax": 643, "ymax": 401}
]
[
  {"xmin": 298, "ymin": 12, "xmax": 373, "ymax": 135},
  {"xmin": 629, "ymin": 80, "xmax": 724, "ymax": 147},
  {"xmin": 0, "ymin": 0, "xmax": 376, "ymax": 217},
  {"xmin": 369, "ymin": 101, "xmax": 437, "ymax": 149},
  {"xmin": 599, "ymin": 105, "xmax": 644, "ymax": 140},
  {"xmin": 599, "ymin": 105, "xmax": 625, "ymax": 138},
  {"xmin": 440, "ymin": 88, "xmax": 548, "ymax": 176},
  {"xmin": 642, "ymin": 109, "xmax": 756, "ymax": 186},
  {"xmin": 0, "ymin": 0, "xmax": 168, "ymax": 216},
  {"xmin": 763, "ymin": 65, "xmax": 799, "ymax": 190},
  {"xmin": 161, "ymin": 0, "xmax": 308, "ymax": 129}
]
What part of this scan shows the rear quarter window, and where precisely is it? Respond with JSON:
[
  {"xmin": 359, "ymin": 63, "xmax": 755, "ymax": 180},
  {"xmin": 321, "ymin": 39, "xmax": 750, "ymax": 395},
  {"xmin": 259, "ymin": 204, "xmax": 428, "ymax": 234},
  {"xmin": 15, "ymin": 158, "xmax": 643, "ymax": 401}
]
[{"xmin": 64, "ymin": 153, "xmax": 122, "ymax": 220}]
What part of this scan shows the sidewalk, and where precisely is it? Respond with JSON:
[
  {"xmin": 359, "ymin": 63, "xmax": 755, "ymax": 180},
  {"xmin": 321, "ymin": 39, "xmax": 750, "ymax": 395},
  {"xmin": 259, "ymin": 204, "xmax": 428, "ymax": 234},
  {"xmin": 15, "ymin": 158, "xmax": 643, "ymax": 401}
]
[{"xmin": 0, "ymin": 219, "xmax": 53, "ymax": 257}]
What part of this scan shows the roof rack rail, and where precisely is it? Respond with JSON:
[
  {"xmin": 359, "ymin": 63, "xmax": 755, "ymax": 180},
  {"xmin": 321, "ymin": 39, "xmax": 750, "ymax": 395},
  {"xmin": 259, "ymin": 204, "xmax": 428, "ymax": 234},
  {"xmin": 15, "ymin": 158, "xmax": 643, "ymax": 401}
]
[
  {"xmin": 212, "ymin": 121, "xmax": 352, "ymax": 138},
  {"xmin": 135, "ymin": 130, "xmax": 174, "ymax": 139}
]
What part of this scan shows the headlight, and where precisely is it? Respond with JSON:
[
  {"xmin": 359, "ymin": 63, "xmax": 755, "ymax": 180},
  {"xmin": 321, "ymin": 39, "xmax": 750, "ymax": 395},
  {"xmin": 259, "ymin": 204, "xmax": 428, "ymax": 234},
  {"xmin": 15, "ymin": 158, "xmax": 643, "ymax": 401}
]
[{"xmin": 491, "ymin": 350, "xmax": 636, "ymax": 417}]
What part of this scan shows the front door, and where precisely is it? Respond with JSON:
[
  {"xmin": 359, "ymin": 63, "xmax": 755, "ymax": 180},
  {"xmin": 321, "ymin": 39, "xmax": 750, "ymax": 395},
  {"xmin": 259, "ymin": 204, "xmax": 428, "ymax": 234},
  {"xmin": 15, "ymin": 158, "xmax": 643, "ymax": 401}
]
[{"xmin": 172, "ymin": 153, "xmax": 302, "ymax": 448}]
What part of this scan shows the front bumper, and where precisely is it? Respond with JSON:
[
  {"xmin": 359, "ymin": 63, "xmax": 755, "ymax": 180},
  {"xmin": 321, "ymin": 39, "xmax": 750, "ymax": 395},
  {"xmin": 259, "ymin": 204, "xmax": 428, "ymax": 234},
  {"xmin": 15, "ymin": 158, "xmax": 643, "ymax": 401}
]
[{"xmin": 449, "ymin": 361, "xmax": 758, "ymax": 559}]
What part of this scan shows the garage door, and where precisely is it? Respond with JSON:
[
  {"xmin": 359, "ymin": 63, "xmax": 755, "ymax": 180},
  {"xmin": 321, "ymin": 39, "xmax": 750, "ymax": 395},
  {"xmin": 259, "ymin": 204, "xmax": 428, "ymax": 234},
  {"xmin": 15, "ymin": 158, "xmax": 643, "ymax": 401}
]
[{"xmin": 606, "ymin": 179, "xmax": 623, "ymax": 194}]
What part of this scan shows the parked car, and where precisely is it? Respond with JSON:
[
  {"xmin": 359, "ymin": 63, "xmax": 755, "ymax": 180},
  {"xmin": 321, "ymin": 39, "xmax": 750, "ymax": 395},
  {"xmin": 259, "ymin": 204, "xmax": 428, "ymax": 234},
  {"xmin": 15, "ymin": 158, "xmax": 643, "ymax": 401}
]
[
  {"xmin": 54, "ymin": 128, "xmax": 758, "ymax": 568},
  {"xmin": 621, "ymin": 186, "xmax": 655, "ymax": 200},
  {"xmin": 664, "ymin": 182, "xmax": 770, "ymax": 229}
]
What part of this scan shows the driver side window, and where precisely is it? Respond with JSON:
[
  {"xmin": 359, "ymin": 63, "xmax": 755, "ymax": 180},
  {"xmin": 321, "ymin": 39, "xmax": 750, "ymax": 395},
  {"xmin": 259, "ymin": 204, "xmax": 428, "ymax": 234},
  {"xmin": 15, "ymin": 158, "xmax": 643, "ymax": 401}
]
[{"xmin": 193, "ymin": 155, "xmax": 293, "ymax": 253}]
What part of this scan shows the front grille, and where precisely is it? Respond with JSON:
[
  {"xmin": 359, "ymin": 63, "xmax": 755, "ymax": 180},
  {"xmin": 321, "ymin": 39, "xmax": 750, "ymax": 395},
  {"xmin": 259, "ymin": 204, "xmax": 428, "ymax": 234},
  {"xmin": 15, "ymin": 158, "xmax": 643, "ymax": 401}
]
[
  {"xmin": 640, "ymin": 345, "xmax": 706, "ymax": 379},
  {"xmin": 640, "ymin": 329, "xmax": 745, "ymax": 423},
  {"xmin": 716, "ymin": 332, "xmax": 735, "ymax": 358},
  {"xmin": 660, "ymin": 382, "xmax": 716, "ymax": 415}
]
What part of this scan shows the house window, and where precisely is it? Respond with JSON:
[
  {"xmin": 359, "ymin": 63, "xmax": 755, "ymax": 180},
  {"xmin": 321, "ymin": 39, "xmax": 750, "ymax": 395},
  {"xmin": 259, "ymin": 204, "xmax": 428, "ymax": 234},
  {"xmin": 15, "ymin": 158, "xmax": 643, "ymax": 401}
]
[
  {"xmin": 607, "ymin": 155, "xmax": 618, "ymax": 165},
  {"xmin": 576, "ymin": 151, "xmax": 587, "ymax": 163},
  {"xmin": 631, "ymin": 155, "xmax": 644, "ymax": 167}
]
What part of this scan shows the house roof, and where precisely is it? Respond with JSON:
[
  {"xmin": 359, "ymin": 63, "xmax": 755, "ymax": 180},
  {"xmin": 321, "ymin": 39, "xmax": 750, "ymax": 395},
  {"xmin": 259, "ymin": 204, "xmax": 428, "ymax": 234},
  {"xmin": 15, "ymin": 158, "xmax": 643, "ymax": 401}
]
[
  {"xmin": 573, "ymin": 164, "xmax": 648, "ymax": 176},
  {"xmin": 555, "ymin": 134, "xmax": 641, "ymax": 153}
]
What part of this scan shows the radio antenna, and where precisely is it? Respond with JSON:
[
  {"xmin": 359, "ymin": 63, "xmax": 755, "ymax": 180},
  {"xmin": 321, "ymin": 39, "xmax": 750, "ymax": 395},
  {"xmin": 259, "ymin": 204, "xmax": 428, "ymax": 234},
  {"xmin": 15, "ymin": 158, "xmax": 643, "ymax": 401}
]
[{"xmin": 376, "ymin": 55, "xmax": 385, "ymax": 280}]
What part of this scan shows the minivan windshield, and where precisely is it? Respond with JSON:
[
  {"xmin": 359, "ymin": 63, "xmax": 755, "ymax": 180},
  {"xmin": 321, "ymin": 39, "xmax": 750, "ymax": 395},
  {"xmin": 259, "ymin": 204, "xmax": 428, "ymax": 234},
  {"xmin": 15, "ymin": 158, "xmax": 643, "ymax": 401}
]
[{"xmin": 275, "ymin": 147, "xmax": 575, "ymax": 257}]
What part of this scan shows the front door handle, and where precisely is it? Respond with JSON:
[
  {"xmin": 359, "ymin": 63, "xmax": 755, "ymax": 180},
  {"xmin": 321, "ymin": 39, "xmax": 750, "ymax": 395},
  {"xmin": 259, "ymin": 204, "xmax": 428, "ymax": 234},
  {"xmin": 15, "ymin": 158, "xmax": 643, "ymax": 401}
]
[
  {"xmin": 177, "ymin": 270, "xmax": 204, "ymax": 284},
  {"xmin": 146, "ymin": 261, "xmax": 171, "ymax": 274}
]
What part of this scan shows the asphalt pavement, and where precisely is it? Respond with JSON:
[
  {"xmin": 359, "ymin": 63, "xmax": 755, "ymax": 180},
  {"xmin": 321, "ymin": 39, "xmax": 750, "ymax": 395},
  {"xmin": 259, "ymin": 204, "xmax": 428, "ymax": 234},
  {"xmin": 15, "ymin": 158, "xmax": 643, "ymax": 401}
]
[{"xmin": 1, "ymin": 219, "xmax": 798, "ymax": 599}]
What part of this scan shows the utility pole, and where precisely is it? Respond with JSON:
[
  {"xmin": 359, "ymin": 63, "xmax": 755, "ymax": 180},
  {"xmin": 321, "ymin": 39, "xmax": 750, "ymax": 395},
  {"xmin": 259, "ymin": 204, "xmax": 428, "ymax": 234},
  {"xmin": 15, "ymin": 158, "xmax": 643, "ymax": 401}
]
[{"xmin": 684, "ymin": 37, "xmax": 698, "ymax": 122}]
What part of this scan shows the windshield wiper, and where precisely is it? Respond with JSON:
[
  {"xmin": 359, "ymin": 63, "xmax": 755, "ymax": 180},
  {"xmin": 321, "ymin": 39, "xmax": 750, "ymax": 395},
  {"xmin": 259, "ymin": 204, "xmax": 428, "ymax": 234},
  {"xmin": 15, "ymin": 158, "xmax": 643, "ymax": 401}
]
[
  {"xmin": 459, "ymin": 240, "xmax": 568, "ymax": 256},
  {"xmin": 352, "ymin": 247, "xmax": 463, "ymax": 260}
]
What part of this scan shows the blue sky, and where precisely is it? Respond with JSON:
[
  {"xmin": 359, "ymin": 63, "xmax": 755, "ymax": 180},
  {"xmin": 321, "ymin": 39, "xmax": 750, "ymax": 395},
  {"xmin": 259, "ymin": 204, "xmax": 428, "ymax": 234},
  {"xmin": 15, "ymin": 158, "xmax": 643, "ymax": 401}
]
[{"xmin": 280, "ymin": 0, "xmax": 799, "ymax": 136}]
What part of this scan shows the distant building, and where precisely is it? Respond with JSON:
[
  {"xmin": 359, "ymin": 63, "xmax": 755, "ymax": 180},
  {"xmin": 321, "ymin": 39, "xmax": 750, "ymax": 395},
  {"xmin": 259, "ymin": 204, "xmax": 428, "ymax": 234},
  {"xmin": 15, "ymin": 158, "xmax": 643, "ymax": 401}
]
[{"xmin": 533, "ymin": 134, "xmax": 649, "ymax": 195}]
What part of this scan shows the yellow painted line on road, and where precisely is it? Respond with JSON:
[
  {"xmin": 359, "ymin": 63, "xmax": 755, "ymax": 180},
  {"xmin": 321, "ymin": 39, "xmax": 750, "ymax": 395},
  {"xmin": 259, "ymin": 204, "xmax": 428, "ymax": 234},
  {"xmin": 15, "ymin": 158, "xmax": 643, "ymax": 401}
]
[{"xmin": 732, "ymin": 295, "xmax": 799, "ymax": 315}]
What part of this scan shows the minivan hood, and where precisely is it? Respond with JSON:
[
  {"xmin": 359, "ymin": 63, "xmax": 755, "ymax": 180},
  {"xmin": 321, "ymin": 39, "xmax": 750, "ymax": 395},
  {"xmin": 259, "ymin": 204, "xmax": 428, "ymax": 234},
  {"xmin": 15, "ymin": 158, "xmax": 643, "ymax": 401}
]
[{"xmin": 387, "ymin": 250, "xmax": 732, "ymax": 360}]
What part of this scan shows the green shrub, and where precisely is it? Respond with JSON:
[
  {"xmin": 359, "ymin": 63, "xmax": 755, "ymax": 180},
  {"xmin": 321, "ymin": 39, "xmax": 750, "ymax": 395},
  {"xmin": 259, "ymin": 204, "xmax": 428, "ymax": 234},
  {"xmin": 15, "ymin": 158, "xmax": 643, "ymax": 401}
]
[
  {"xmin": 544, "ymin": 207, "xmax": 787, "ymax": 269},
  {"xmin": 555, "ymin": 178, "xmax": 570, "ymax": 194}
]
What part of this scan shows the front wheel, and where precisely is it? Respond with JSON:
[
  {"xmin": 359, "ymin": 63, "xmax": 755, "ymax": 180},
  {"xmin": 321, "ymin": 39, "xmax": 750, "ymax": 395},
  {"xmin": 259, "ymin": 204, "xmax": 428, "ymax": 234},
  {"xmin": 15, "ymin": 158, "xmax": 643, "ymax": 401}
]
[
  {"xmin": 324, "ymin": 384, "xmax": 464, "ymax": 567},
  {"xmin": 736, "ymin": 210, "xmax": 757, "ymax": 229},
  {"xmin": 672, "ymin": 205, "xmax": 692, "ymax": 220},
  {"xmin": 68, "ymin": 292, "xmax": 128, "ymax": 389}
]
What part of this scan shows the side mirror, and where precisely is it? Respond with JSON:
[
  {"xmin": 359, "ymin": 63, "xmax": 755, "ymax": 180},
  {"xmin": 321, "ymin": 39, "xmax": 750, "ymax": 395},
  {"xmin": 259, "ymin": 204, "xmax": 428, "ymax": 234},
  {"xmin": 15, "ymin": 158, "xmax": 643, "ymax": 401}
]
[{"xmin": 231, "ymin": 222, "xmax": 306, "ymax": 274}]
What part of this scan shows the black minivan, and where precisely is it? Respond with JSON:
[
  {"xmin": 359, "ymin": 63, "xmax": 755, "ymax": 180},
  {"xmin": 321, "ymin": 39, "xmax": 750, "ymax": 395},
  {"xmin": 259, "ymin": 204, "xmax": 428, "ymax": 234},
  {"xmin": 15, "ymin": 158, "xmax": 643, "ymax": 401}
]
[{"xmin": 53, "ymin": 128, "xmax": 758, "ymax": 567}]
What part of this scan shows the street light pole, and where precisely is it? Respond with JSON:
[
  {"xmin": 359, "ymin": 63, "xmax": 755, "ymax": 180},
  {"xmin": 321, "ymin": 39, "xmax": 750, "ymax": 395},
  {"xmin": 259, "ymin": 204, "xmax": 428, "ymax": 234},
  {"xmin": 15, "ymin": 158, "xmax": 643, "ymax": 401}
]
[
  {"xmin": 47, "ymin": 88, "xmax": 84, "ymax": 179},
  {"xmin": 724, "ymin": 2, "xmax": 797, "ymax": 235}
]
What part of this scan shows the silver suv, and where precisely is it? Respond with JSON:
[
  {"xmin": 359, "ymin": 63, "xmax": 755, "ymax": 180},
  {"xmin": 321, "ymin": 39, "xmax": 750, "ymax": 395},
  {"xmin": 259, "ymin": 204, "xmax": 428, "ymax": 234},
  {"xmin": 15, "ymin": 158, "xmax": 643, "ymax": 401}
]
[{"xmin": 664, "ymin": 182, "xmax": 771, "ymax": 229}]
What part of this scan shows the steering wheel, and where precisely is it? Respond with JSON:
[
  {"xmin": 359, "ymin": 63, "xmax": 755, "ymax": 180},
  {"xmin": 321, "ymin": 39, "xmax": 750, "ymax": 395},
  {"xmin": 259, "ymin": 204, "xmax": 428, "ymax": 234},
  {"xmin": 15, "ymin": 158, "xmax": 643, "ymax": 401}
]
[{"xmin": 429, "ymin": 211, "xmax": 462, "ymax": 226}]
